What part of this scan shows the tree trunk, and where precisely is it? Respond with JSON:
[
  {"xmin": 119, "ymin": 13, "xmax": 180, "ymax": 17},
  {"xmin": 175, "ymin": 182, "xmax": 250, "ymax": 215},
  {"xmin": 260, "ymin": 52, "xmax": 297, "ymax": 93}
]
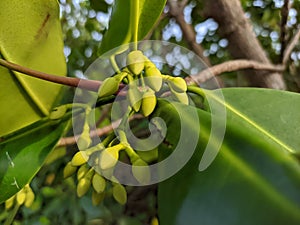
[{"xmin": 204, "ymin": 0, "xmax": 286, "ymax": 89}]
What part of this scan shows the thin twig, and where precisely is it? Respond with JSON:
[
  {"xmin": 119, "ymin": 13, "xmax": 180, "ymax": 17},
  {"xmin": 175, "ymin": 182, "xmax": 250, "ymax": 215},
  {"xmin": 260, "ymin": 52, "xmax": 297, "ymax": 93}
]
[
  {"xmin": 167, "ymin": 0, "xmax": 211, "ymax": 66},
  {"xmin": 0, "ymin": 58, "xmax": 101, "ymax": 92},
  {"xmin": 187, "ymin": 59, "xmax": 284, "ymax": 84},
  {"xmin": 57, "ymin": 120, "xmax": 119, "ymax": 147},
  {"xmin": 283, "ymin": 28, "xmax": 300, "ymax": 66},
  {"xmin": 57, "ymin": 114, "xmax": 144, "ymax": 147}
]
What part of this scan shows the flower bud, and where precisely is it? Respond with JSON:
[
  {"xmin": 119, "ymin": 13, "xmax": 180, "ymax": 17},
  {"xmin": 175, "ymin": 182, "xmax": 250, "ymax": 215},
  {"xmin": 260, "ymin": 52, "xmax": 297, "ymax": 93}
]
[
  {"xmin": 63, "ymin": 162, "xmax": 77, "ymax": 179},
  {"xmin": 98, "ymin": 76, "xmax": 120, "ymax": 98},
  {"xmin": 77, "ymin": 178, "xmax": 91, "ymax": 197},
  {"xmin": 76, "ymin": 169, "xmax": 94, "ymax": 197},
  {"xmin": 71, "ymin": 152, "xmax": 88, "ymax": 167},
  {"xmin": 16, "ymin": 189, "xmax": 26, "ymax": 205},
  {"xmin": 141, "ymin": 89, "xmax": 157, "ymax": 117},
  {"xmin": 128, "ymin": 85, "xmax": 142, "ymax": 112},
  {"xmin": 126, "ymin": 50, "xmax": 145, "ymax": 75},
  {"xmin": 112, "ymin": 183, "xmax": 127, "ymax": 205},
  {"xmin": 151, "ymin": 217, "xmax": 159, "ymax": 225},
  {"xmin": 77, "ymin": 164, "xmax": 89, "ymax": 180},
  {"xmin": 24, "ymin": 190, "xmax": 35, "ymax": 208},
  {"xmin": 92, "ymin": 173, "xmax": 106, "ymax": 193},
  {"xmin": 99, "ymin": 145, "xmax": 123, "ymax": 170},
  {"xmin": 77, "ymin": 123, "xmax": 91, "ymax": 150},
  {"xmin": 144, "ymin": 67, "xmax": 163, "ymax": 92},
  {"xmin": 168, "ymin": 77, "xmax": 187, "ymax": 93},
  {"xmin": 5, "ymin": 195, "xmax": 15, "ymax": 210}
]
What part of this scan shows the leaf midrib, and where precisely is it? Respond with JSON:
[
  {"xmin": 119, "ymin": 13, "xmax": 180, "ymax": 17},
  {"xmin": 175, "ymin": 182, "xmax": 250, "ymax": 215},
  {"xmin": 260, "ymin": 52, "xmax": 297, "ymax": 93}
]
[{"xmin": 207, "ymin": 91, "xmax": 295, "ymax": 154}]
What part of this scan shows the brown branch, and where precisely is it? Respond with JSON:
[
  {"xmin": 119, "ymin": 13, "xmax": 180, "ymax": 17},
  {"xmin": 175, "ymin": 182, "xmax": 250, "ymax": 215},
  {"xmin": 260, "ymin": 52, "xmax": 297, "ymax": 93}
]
[
  {"xmin": 283, "ymin": 28, "xmax": 300, "ymax": 66},
  {"xmin": 0, "ymin": 58, "xmax": 101, "ymax": 92},
  {"xmin": 57, "ymin": 114, "xmax": 144, "ymax": 147},
  {"xmin": 57, "ymin": 120, "xmax": 119, "ymax": 147},
  {"xmin": 280, "ymin": 0, "xmax": 291, "ymax": 61},
  {"xmin": 188, "ymin": 60, "xmax": 284, "ymax": 84},
  {"xmin": 204, "ymin": 0, "xmax": 286, "ymax": 89},
  {"xmin": 167, "ymin": 0, "xmax": 211, "ymax": 66}
]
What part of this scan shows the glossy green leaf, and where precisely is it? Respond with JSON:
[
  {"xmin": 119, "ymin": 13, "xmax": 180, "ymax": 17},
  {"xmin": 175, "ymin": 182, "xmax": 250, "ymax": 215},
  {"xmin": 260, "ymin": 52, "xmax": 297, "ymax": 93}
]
[
  {"xmin": 0, "ymin": 117, "xmax": 70, "ymax": 203},
  {"xmin": 138, "ymin": 0, "xmax": 167, "ymax": 40},
  {"xmin": 156, "ymin": 93, "xmax": 300, "ymax": 225},
  {"xmin": 0, "ymin": 0, "xmax": 66, "ymax": 137},
  {"xmin": 98, "ymin": 0, "xmax": 131, "ymax": 56},
  {"xmin": 98, "ymin": 0, "xmax": 166, "ymax": 55},
  {"xmin": 205, "ymin": 88, "xmax": 300, "ymax": 154}
]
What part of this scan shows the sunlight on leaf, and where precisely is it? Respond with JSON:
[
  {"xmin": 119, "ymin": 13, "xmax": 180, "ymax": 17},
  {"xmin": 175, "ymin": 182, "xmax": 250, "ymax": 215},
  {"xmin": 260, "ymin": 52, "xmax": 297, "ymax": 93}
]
[{"xmin": 0, "ymin": 0, "xmax": 66, "ymax": 137}]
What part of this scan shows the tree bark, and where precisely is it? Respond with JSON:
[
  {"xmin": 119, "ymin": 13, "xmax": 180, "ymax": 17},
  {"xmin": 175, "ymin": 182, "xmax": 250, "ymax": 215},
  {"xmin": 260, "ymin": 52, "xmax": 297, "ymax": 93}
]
[{"xmin": 204, "ymin": 0, "xmax": 286, "ymax": 89}]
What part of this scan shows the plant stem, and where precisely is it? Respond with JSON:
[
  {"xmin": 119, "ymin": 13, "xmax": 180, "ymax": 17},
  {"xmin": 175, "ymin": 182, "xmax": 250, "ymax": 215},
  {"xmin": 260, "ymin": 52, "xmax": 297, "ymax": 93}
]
[
  {"xmin": 131, "ymin": 0, "xmax": 140, "ymax": 50},
  {"xmin": 4, "ymin": 204, "xmax": 20, "ymax": 225},
  {"xmin": 187, "ymin": 86, "xmax": 206, "ymax": 99},
  {"xmin": 110, "ymin": 56, "xmax": 121, "ymax": 73},
  {"xmin": 0, "ymin": 58, "xmax": 101, "ymax": 92}
]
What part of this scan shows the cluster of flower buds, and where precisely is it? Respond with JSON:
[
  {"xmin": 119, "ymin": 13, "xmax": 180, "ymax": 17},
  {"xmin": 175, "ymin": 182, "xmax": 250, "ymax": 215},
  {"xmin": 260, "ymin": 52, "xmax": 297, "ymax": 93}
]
[
  {"xmin": 64, "ymin": 134, "xmax": 150, "ymax": 205},
  {"xmin": 5, "ymin": 184, "xmax": 35, "ymax": 210},
  {"xmin": 64, "ymin": 50, "xmax": 189, "ymax": 206},
  {"xmin": 98, "ymin": 50, "xmax": 189, "ymax": 115},
  {"xmin": 63, "ymin": 148, "xmax": 108, "ymax": 205}
]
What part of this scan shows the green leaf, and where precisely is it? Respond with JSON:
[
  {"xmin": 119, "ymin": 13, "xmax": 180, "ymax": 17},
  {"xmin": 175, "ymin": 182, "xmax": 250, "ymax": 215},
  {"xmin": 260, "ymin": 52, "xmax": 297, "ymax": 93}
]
[
  {"xmin": 0, "ymin": 0, "xmax": 66, "ymax": 137},
  {"xmin": 138, "ymin": 0, "xmax": 167, "ymax": 40},
  {"xmin": 156, "ymin": 92, "xmax": 300, "ymax": 225},
  {"xmin": 98, "ymin": 0, "xmax": 166, "ymax": 55},
  {"xmin": 0, "ymin": 118, "xmax": 70, "ymax": 203},
  {"xmin": 206, "ymin": 88, "xmax": 300, "ymax": 154},
  {"xmin": 98, "ymin": 0, "xmax": 132, "ymax": 56}
]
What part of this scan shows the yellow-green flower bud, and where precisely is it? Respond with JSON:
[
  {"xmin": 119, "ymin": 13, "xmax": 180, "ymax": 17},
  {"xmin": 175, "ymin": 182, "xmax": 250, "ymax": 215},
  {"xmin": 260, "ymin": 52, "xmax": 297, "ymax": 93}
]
[
  {"xmin": 16, "ymin": 189, "xmax": 26, "ymax": 206},
  {"xmin": 128, "ymin": 85, "xmax": 142, "ymax": 112},
  {"xmin": 77, "ymin": 123, "xmax": 91, "ymax": 150},
  {"xmin": 151, "ymin": 217, "xmax": 159, "ymax": 225},
  {"xmin": 5, "ymin": 195, "xmax": 15, "ymax": 210},
  {"xmin": 77, "ymin": 178, "xmax": 91, "ymax": 197},
  {"xmin": 71, "ymin": 151, "xmax": 88, "ymax": 167},
  {"xmin": 168, "ymin": 77, "xmax": 187, "ymax": 93},
  {"xmin": 98, "ymin": 77, "xmax": 120, "ymax": 98},
  {"xmin": 76, "ymin": 169, "xmax": 94, "ymax": 197},
  {"xmin": 92, "ymin": 173, "xmax": 106, "ymax": 193},
  {"xmin": 126, "ymin": 50, "xmax": 145, "ymax": 75},
  {"xmin": 99, "ymin": 145, "xmax": 123, "ymax": 170},
  {"xmin": 63, "ymin": 162, "xmax": 77, "ymax": 179},
  {"xmin": 77, "ymin": 164, "xmax": 89, "ymax": 180},
  {"xmin": 112, "ymin": 183, "xmax": 127, "ymax": 205},
  {"xmin": 24, "ymin": 189, "xmax": 35, "ymax": 208},
  {"xmin": 144, "ymin": 67, "xmax": 163, "ymax": 92},
  {"xmin": 141, "ymin": 89, "xmax": 157, "ymax": 117}
]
